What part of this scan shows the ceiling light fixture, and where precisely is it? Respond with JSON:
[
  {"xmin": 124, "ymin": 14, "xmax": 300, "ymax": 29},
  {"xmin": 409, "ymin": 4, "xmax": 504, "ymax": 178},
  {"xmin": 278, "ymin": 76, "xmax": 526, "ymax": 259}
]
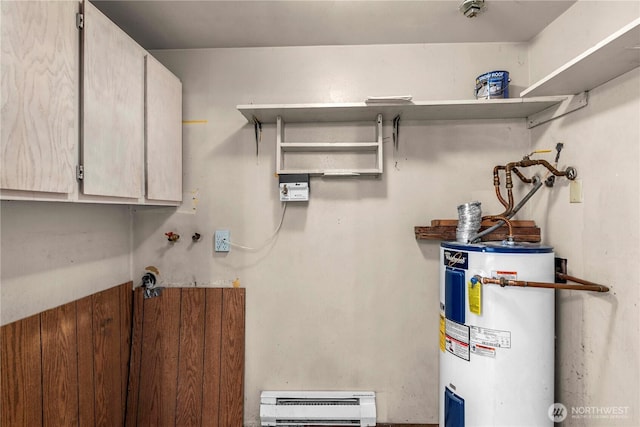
[{"xmin": 460, "ymin": 0, "xmax": 486, "ymax": 18}]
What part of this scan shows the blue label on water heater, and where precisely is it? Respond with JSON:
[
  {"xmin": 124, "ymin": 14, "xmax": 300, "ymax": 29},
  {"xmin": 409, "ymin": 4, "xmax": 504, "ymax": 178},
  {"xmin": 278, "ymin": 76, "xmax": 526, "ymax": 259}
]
[{"xmin": 443, "ymin": 250, "xmax": 468, "ymax": 270}]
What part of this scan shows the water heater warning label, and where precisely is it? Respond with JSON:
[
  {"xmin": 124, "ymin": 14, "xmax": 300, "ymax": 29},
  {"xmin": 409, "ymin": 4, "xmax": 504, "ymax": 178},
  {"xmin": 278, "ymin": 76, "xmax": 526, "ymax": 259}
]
[
  {"xmin": 471, "ymin": 343, "xmax": 496, "ymax": 358},
  {"xmin": 445, "ymin": 319, "xmax": 470, "ymax": 361},
  {"xmin": 470, "ymin": 325, "xmax": 512, "ymax": 348}
]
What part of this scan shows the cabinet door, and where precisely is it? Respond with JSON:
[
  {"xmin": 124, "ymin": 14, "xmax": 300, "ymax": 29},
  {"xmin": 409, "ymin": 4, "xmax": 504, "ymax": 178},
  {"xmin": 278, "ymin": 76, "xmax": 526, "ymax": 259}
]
[
  {"xmin": 82, "ymin": 2, "xmax": 144, "ymax": 199},
  {"xmin": 145, "ymin": 55, "xmax": 182, "ymax": 202},
  {"xmin": 1, "ymin": 1, "xmax": 78, "ymax": 194}
]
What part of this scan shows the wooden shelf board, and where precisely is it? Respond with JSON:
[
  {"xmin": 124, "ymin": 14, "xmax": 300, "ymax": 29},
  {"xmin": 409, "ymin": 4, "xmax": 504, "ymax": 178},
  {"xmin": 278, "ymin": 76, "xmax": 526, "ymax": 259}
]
[
  {"xmin": 415, "ymin": 219, "xmax": 541, "ymax": 243},
  {"xmin": 238, "ymin": 97, "xmax": 568, "ymax": 124},
  {"xmin": 521, "ymin": 18, "xmax": 640, "ymax": 97}
]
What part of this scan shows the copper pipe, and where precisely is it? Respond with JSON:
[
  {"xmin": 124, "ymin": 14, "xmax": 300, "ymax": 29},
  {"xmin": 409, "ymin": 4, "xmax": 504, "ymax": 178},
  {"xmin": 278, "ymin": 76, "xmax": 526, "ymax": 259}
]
[
  {"xmin": 495, "ymin": 158, "xmax": 572, "ymax": 218},
  {"xmin": 481, "ymin": 215, "xmax": 513, "ymax": 239},
  {"xmin": 556, "ymin": 273, "xmax": 610, "ymax": 291},
  {"xmin": 494, "ymin": 185, "xmax": 509, "ymax": 209},
  {"xmin": 470, "ymin": 177, "xmax": 543, "ymax": 243},
  {"xmin": 493, "ymin": 166, "xmax": 509, "ymax": 209},
  {"xmin": 506, "ymin": 159, "xmax": 570, "ymax": 179},
  {"xmin": 505, "ymin": 187, "xmax": 515, "ymax": 216},
  {"xmin": 477, "ymin": 276, "xmax": 609, "ymax": 293},
  {"xmin": 511, "ymin": 167, "xmax": 534, "ymax": 184}
]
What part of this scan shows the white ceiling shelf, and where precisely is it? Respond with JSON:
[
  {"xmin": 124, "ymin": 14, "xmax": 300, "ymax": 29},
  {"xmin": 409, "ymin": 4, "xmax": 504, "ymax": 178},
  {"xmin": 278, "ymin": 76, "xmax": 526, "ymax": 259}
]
[
  {"xmin": 237, "ymin": 96, "xmax": 569, "ymax": 124},
  {"xmin": 521, "ymin": 17, "xmax": 640, "ymax": 97}
]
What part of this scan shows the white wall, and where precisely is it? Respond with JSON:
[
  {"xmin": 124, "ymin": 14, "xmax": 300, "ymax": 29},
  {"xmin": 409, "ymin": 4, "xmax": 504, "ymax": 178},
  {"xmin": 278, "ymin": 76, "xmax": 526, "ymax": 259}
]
[
  {"xmin": 528, "ymin": 0, "xmax": 640, "ymax": 84},
  {"xmin": 528, "ymin": 2, "xmax": 640, "ymax": 426},
  {"xmin": 0, "ymin": 202, "xmax": 132, "ymax": 324},
  {"xmin": 533, "ymin": 68, "xmax": 639, "ymax": 427},
  {"xmin": 138, "ymin": 43, "xmax": 531, "ymax": 424}
]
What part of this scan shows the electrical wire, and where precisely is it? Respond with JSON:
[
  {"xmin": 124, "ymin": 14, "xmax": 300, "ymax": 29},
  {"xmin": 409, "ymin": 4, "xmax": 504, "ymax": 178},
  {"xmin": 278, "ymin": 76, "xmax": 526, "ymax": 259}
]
[{"xmin": 228, "ymin": 202, "xmax": 288, "ymax": 251}]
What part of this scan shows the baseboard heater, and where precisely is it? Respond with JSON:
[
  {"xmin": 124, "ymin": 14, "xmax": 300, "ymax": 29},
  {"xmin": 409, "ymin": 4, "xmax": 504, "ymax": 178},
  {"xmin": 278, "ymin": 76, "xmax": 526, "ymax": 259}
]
[{"xmin": 260, "ymin": 391, "xmax": 376, "ymax": 426}]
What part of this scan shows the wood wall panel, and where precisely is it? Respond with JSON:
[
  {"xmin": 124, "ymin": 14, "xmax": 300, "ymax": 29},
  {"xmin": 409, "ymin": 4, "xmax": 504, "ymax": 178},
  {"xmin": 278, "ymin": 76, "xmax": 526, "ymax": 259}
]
[
  {"xmin": 76, "ymin": 295, "xmax": 96, "ymax": 426},
  {"xmin": 0, "ymin": 282, "xmax": 132, "ymax": 427},
  {"xmin": 1, "ymin": 284, "xmax": 245, "ymax": 426},
  {"xmin": 202, "ymin": 288, "xmax": 223, "ymax": 427},
  {"xmin": 119, "ymin": 283, "xmax": 133, "ymax": 420},
  {"xmin": 127, "ymin": 287, "xmax": 245, "ymax": 427},
  {"xmin": 1, "ymin": 315, "xmax": 42, "ymax": 426},
  {"xmin": 136, "ymin": 287, "xmax": 181, "ymax": 426},
  {"xmin": 135, "ymin": 292, "xmax": 163, "ymax": 426},
  {"xmin": 125, "ymin": 289, "xmax": 144, "ymax": 427},
  {"xmin": 220, "ymin": 288, "xmax": 246, "ymax": 427},
  {"xmin": 92, "ymin": 286, "xmax": 124, "ymax": 426},
  {"xmin": 158, "ymin": 289, "xmax": 181, "ymax": 425},
  {"xmin": 41, "ymin": 303, "xmax": 79, "ymax": 426},
  {"xmin": 175, "ymin": 288, "xmax": 206, "ymax": 426}
]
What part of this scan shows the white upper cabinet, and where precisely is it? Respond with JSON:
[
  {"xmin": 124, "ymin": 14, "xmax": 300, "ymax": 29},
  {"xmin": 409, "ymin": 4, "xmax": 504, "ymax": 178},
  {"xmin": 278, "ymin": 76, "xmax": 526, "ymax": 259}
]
[
  {"xmin": 82, "ymin": 1, "xmax": 145, "ymax": 199},
  {"xmin": 145, "ymin": 55, "xmax": 182, "ymax": 203},
  {"xmin": 1, "ymin": 1, "xmax": 78, "ymax": 194},
  {"xmin": 1, "ymin": 1, "xmax": 182, "ymax": 205}
]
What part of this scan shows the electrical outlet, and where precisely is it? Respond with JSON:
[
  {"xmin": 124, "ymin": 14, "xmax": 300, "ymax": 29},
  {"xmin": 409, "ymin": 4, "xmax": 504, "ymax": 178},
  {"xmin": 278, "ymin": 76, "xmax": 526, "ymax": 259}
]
[
  {"xmin": 569, "ymin": 179, "xmax": 583, "ymax": 203},
  {"xmin": 214, "ymin": 230, "xmax": 230, "ymax": 252}
]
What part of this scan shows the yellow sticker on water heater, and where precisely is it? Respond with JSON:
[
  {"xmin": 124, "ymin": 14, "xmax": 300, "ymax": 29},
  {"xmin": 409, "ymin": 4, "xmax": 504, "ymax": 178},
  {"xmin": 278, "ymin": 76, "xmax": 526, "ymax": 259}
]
[
  {"xmin": 439, "ymin": 314, "xmax": 446, "ymax": 352},
  {"xmin": 468, "ymin": 280, "xmax": 482, "ymax": 315}
]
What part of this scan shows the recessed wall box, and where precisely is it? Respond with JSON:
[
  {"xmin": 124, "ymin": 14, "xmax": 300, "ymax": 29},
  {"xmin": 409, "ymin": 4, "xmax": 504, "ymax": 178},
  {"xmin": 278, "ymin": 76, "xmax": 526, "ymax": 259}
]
[{"xmin": 279, "ymin": 174, "xmax": 309, "ymax": 202}]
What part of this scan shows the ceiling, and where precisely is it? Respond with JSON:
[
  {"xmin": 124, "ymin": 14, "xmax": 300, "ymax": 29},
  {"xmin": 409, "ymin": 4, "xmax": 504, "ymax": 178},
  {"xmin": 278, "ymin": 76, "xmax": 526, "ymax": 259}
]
[{"xmin": 91, "ymin": 0, "xmax": 576, "ymax": 50}]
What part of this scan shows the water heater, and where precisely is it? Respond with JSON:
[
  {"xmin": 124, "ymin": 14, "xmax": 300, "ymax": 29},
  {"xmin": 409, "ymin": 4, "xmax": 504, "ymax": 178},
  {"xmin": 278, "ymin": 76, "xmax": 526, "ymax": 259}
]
[{"xmin": 439, "ymin": 241, "xmax": 555, "ymax": 427}]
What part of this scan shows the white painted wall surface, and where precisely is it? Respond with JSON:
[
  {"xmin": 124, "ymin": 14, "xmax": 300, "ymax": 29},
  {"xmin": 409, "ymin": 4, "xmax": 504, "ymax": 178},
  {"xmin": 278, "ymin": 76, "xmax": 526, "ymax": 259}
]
[
  {"xmin": 528, "ymin": 4, "xmax": 640, "ymax": 425},
  {"xmin": 531, "ymin": 68, "xmax": 640, "ymax": 427},
  {"xmin": 0, "ymin": 202, "xmax": 132, "ymax": 324},
  {"xmin": 528, "ymin": 0, "xmax": 640, "ymax": 84},
  {"xmin": 140, "ymin": 43, "xmax": 532, "ymax": 424}
]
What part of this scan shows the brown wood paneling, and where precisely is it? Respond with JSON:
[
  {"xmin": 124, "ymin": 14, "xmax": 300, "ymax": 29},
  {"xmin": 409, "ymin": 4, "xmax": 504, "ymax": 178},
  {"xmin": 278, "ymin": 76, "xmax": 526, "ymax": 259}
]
[
  {"xmin": 1, "ymin": 282, "xmax": 132, "ymax": 427},
  {"xmin": 92, "ymin": 286, "xmax": 124, "ymax": 426},
  {"xmin": 175, "ymin": 288, "xmax": 206, "ymax": 426},
  {"xmin": 126, "ymin": 286, "xmax": 245, "ymax": 426},
  {"xmin": 219, "ymin": 288, "xmax": 246, "ymax": 427},
  {"xmin": 202, "ymin": 288, "xmax": 223, "ymax": 427},
  {"xmin": 158, "ymin": 288, "xmax": 182, "ymax": 425},
  {"xmin": 41, "ymin": 301, "xmax": 79, "ymax": 426},
  {"xmin": 76, "ymin": 295, "xmax": 96, "ymax": 426},
  {"xmin": 119, "ymin": 282, "xmax": 133, "ymax": 423},
  {"xmin": 133, "ymin": 288, "xmax": 162, "ymax": 426},
  {"xmin": 125, "ymin": 287, "xmax": 145, "ymax": 427},
  {"xmin": 1, "ymin": 315, "xmax": 42, "ymax": 426},
  {"xmin": 136, "ymin": 288, "xmax": 181, "ymax": 426}
]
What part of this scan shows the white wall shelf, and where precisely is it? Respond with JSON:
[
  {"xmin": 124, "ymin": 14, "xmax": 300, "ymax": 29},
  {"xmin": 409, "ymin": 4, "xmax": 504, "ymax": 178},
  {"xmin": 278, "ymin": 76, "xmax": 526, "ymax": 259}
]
[
  {"xmin": 276, "ymin": 114, "xmax": 383, "ymax": 176},
  {"xmin": 521, "ymin": 17, "xmax": 640, "ymax": 97},
  {"xmin": 238, "ymin": 96, "xmax": 568, "ymax": 124},
  {"xmin": 241, "ymin": 95, "xmax": 578, "ymax": 176}
]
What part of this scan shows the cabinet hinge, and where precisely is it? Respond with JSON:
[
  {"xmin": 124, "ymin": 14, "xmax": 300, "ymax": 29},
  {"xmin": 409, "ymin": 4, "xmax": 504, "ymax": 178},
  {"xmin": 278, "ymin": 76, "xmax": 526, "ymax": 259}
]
[
  {"xmin": 76, "ymin": 165, "xmax": 84, "ymax": 181},
  {"xmin": 76, "ymin": 13, "xmax": 84, "ymax": 30}
]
